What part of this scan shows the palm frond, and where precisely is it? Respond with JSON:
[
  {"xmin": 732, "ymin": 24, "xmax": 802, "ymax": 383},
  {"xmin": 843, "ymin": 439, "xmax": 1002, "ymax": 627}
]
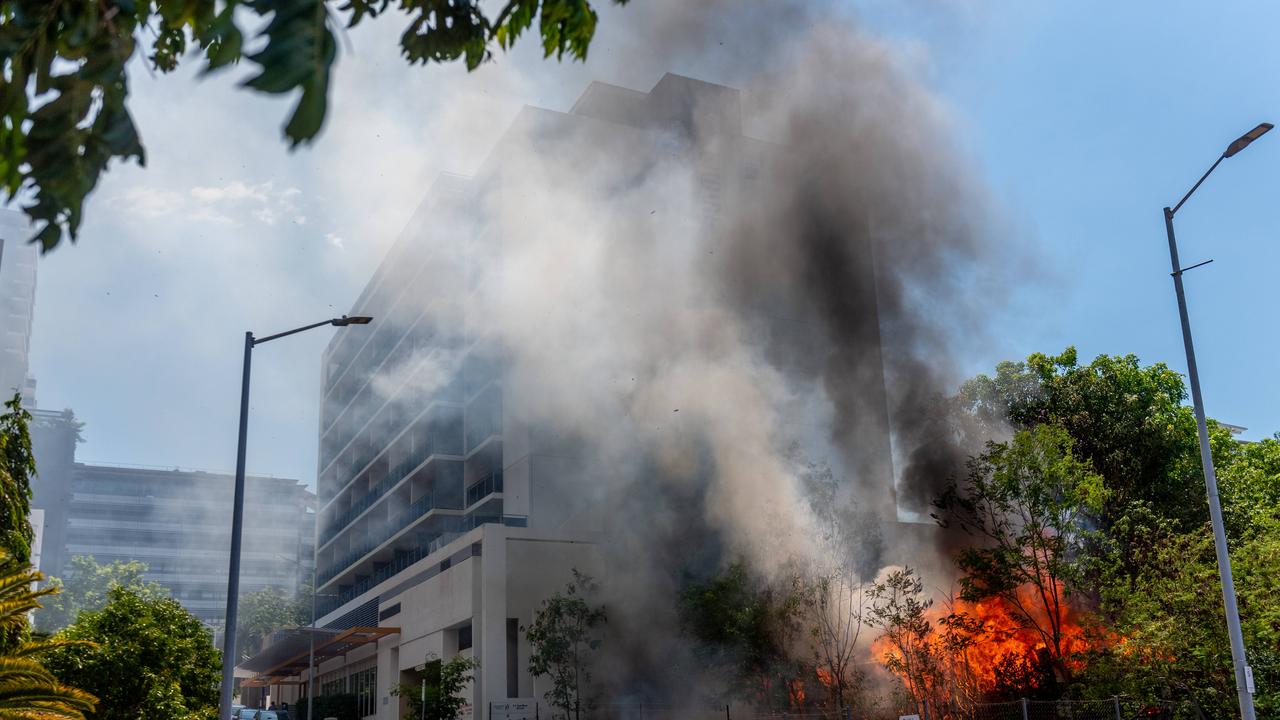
[
  {"xmin": 0, "ymin": 557, "xmax": 95, "ymax": 720},
  {"xmin": 9, "ymin": 640, "xmax": 94, "ymax": 659}
]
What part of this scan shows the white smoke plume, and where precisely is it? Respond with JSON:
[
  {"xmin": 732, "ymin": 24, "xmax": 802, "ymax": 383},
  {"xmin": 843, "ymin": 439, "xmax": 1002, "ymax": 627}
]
[{"xmin": 347, "ymin": 0, "xmax": 1011, "ymax": 700}]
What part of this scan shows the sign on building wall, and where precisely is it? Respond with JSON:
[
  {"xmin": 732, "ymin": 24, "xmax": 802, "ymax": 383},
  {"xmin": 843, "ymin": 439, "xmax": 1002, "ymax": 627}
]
[{"xmin": 490, "ymin": 699, "xmax": 536, "ymax": 720}]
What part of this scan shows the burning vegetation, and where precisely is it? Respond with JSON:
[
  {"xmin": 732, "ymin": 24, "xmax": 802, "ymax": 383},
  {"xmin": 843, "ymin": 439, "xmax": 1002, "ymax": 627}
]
[{"xmin": 871, "ymin": 579, "xmax": 1096, "ymax": 718}]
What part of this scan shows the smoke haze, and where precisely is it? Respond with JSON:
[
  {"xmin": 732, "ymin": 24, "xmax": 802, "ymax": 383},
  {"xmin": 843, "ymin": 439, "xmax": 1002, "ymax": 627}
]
[{"xmin": 351, "ymin": 0, "xmax": 1012, "ymax": 699}]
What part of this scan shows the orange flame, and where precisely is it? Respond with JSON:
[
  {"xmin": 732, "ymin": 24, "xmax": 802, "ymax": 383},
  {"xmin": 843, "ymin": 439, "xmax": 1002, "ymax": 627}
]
[
  {"xmin": 787, "ymin": 678, "xmax": 806, "ymax": 708},
  {"xmin": 873, "ymin": 583, "xmax": 1095, "ymax": 703}
]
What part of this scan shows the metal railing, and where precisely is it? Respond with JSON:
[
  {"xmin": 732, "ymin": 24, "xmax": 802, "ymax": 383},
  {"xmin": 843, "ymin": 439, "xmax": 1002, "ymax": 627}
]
[
  {"xmin": 465, "ymin": 471, "xmax": 503, "ymax": 506},
  {"xmin": 315, "ymin": 514, "xmax": 528, "ymax": 617}
]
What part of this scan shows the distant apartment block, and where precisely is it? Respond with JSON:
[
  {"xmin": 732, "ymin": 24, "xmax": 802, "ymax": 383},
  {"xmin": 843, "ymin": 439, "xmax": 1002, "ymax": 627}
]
[{"xmin": 29, "ymin": 412, "xmax": 316, "ymax": 627}]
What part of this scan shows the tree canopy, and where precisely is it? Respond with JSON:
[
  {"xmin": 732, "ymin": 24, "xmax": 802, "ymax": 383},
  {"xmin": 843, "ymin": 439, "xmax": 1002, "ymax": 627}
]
[
  {"xmin": 37, "ymin": 555, "xmax": 167, "ymax": 634},
  {"xmin": 0, "ymin": 0, "xmax": 632, "ymax": 252},
  {"xmin": 946, "ymin": 347, "xmax": 1280, "ymax": 715},
  {"xmin": 43, "ymin": 585, "xmax": 221, "ymax": 720},
  {"xmin": 958, "ymin": 347, "xmax": 1210, "ymax": 531},
  {"xmin": 936, "ymin": 425, "xmax": 1106, "ymax": 685},
  {"xmin": 236, "ymin": 585, "xmax": 308, "ymax": 662},
  {"xmin": 0, "ymin": 394, "xmax": 35, "ymax": 569},
  {"xmin": 677, "ymin": 562, "xmax": 810, "ymax": 710}
]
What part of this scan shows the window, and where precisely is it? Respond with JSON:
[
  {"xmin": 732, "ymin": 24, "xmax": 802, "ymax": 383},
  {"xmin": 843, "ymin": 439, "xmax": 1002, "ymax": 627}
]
[
  {"xmin": 457, "ymin": 623, "xmax": 472, "ymax": 651},
  {"xmin": 320, "ymin": 674, "xmax": 345, "ymax": 697},
  {"xmin": 507, "ymin": 618, "xmax": 519, "ymax": 698},
  {"xmin": 351, "ymin": 666, "xmax": 377, "ymax": 718}
]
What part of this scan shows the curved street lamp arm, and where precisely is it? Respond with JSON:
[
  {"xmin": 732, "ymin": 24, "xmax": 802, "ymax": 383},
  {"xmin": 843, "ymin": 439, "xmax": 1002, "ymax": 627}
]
[{"xmin": 253, "ymin": 319, "xmax": 342, "ymax": 346}]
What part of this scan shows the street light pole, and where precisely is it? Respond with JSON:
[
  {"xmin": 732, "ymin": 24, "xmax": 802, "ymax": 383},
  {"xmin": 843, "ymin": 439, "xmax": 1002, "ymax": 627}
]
[
  {"xmin": 305, "ymin": 586, "xmax": 338, "ymax": 719},
  {"xmin": 219, "ymin": 316, "xmax": 373, "ymax": 720},
  {"xmin": 1162, "ymin": 122, "xmax": 1271, "ymax": 720},
  {"xmin": 307, "ymin": 577, "xmax": 317, "ymax": 719},
  {"xmin": 219, "ymin": 332, "xmax": 254, "ymax": 719}
]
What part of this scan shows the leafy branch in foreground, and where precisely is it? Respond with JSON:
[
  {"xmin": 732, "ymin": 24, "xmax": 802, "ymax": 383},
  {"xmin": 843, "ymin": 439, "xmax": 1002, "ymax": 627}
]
[{"xmin": 0, "ymin": 0, "xmax": 632, "ymax": 251}]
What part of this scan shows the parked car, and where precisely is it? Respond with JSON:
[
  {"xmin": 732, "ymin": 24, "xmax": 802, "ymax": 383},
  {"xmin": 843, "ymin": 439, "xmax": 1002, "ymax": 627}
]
[
  {"xmin": 235, "ymin": 710, "xmax": 260, "ymax": 720},
  {"xmin": 257, "ymin": 712, "xmax": 290, "ymax": 720}
]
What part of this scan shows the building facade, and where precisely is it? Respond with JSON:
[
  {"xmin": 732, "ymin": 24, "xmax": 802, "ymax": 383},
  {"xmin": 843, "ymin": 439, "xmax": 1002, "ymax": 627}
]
[
  {"xmin": 28, "ymin": 413, "xmax": 316, "ymax": 627},
  {"xmin": 60, "ymin": 463, "xmax": 315, "ymax": 625},
  {"xmin": 0, "ymin": 210, "xmax": 38, "ymax": 405}
]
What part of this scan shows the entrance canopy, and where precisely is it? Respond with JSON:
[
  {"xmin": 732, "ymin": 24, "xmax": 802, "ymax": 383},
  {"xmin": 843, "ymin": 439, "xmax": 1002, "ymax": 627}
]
[{"xmin": 238, "ymin": 627, "xmax": 399, "ymax": 688}]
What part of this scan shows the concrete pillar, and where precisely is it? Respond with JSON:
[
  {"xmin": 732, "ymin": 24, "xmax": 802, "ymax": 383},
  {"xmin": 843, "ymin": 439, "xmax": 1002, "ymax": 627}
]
[
  {"xmin": 477, "ymin": 525, "xmax": 508, "ymax": 720},
  {"xmin": 377, "ymin": 639, "xmax": 399, "ymax": 720}
]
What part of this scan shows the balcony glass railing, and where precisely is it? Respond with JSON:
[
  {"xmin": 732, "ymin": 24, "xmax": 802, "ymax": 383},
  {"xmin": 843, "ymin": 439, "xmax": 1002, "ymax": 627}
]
[
  {"xmin": 465, "ymin": 472, "xmax": 503, "ymax": 507},
  {"xmin": 318, "ymin": 448, "xmax": 460, "ymax": 546},
  {"xmin": 315, "ymin": 514, "xmax": 528, "ymax": 616}
]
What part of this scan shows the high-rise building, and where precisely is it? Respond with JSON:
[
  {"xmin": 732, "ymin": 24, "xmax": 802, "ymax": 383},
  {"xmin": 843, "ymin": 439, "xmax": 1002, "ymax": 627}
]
[
  {"xmin": 0, "ymin": 211, "xmax": 38, "ymax": 405},
  {"xmin": 28, "ymin": 412, "xmax": 316, "ymax": 628}
]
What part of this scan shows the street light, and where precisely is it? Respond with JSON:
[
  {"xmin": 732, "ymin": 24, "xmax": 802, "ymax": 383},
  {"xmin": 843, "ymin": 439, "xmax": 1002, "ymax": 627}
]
[
  {"xmin": 1162, "ymin": 122, "xmax": 1270, "ymax": 720},
  {"xmin": 1224, "ymin": 122, "xmax": 1273, "ymax": 158},
  {"xmin": 219, "ymin": 315, "xmax": 374, "ymax": 720}
]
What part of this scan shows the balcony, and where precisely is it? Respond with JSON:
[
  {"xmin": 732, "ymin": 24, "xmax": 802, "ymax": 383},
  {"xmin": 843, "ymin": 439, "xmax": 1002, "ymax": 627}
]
[
  {"xmin": 317, "ymin": 453, "xmax": 461, "ymax": 549},
  {"xmin": 319, "ymin": 405, "xmax": 464, "ymax": 509},
  {"xmin": 314, "ymin": 514, "xmax": 528, "ymax": 617},
  {"xmin": 464, "ymin": 471, "xmax": 503, "ymax": 507},
  {"xmin": 317, "ymin": 492, "xmax": 443, "ymax": 585}
]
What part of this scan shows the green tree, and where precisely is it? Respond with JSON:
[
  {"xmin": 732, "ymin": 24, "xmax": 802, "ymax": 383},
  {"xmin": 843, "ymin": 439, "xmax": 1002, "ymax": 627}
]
[
  {"xmin": 526, "ymin": 570, "xmax": 606, "ymax": 720},
  {"xmin": 1079, "ymin": 502, "xmax": 1280, "ymax": 717},
  {"xmin": 236, "ymin": 586, "xmax": 308, "ymax": 663},
  {"xmin": 0, "ymin": 393, "xmax": 36, "ymax": 654},
  {"xmin": 958, "ymin": 348, "xmax": 1207, "ymax": 530},
  {"xmin": 0, "ymin": 0, "xmax": 633, "ymax": 252},
  {"xmin": 867, "ymin": 568, "xmax": 940, "ymax": 719},
  {"xmin": 0, "ymin": 394, "xmax": 35, "ymax": 568},
  {"xmin": 935, "ymin": 425, "xmax": 1106, "ymax": 686},
  {"xmin": 1214, "ymin": 433, "xmax": 1280, "ymax": 541},
  {"xmin": 678, "ymin": 562, "xmax": 805, "ymax": 710},
  {"xmin": 43, "ymin": 585, "xmax": 221, "ymax": 720},
  {"xmin": 392, "ymin": 654, "xmax": 479, "ymax": 720},
  {"xmin": 0, "ymin": 553, "xmax": 96, "ymax": 719},
  {"xmin": 37, "ymin": 556, "xmax": 166, "ymax": 633}
]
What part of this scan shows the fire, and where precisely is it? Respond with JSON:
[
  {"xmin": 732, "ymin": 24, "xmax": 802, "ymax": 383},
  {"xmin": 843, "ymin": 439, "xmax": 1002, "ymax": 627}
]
[
  {"xmin": 787, "ymin": 678, "xmax": 806, "ymax": 708},
  {"xmin": 873, "ymin": 583, "xmax": 1095, "ymax": 704},
  {"xmin": 815, "ymin": 668, "xmax": 835, "ymax": 689}
]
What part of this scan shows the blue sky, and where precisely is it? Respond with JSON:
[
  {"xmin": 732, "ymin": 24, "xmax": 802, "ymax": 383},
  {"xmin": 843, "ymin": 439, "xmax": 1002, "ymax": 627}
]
[
  {"xmin": 23, "ymin": 2, "xmax": 1280, "ymax": 489},
  {"xmin": 916, "ymin": 3, "xmax": 1280, "ymax": 439}
]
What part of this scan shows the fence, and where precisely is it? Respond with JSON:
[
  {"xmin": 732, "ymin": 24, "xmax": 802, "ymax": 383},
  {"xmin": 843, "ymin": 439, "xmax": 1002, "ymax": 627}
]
[
  {"xmin": 593, "ymin": 705, "xmax": 857, "ymax": 720},
  {"xmin": 581, "ymin": 699, "xmax": 1193, "ymax": 720},
  {"xmin": 967, "ymin": 698, "xmax": 1123, "ymax": 720},
  {"xmin": 948, "ymin": 697, "xmax": 1201, "ymax": 720}
]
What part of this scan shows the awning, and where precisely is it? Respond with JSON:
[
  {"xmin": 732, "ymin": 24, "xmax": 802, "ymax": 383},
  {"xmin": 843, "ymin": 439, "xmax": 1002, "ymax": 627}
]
[{"xmin": 237, "ymin": 626, "xmax": 400, "ymax": 688}]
